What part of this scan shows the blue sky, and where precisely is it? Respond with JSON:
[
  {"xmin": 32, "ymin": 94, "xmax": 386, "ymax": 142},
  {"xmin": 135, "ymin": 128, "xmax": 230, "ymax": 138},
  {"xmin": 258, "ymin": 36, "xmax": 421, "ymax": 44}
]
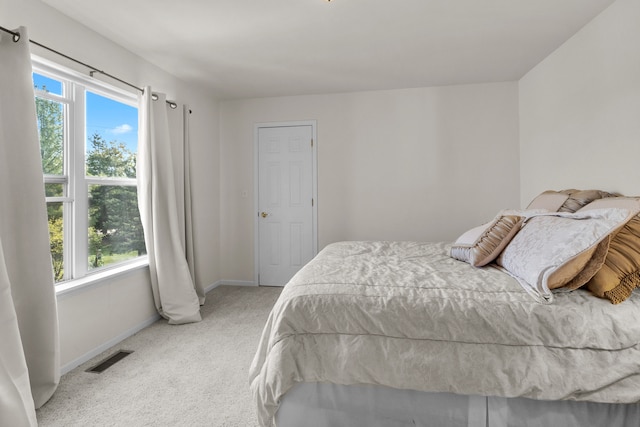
[
  {"xmin": 86, "ymin": 91, "xmax": 138, "ymax": 153},
  {"xmin": 33, "ymin": 73, "xmax": 139, "ymax": 153}
]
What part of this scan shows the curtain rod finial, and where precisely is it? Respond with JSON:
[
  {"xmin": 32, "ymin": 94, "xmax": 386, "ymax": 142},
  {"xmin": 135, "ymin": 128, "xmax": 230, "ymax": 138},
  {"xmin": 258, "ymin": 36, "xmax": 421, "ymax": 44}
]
[{"xmin": 0, "ymin": 25, "xmax": 21, "ymax": 42}]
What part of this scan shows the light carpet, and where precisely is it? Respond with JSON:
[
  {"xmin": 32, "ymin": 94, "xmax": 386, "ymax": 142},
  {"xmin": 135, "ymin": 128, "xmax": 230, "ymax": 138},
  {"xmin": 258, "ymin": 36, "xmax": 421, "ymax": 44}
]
[{"xmin": 36, "ymin": 285, "xmax": 283, "ymax": 427}]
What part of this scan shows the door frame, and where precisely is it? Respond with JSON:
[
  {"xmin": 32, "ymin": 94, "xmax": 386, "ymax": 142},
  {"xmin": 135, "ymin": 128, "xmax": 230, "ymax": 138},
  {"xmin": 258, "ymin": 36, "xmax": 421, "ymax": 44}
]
[{"xmin": 254, "ymin": 120, "xmax": 318, "ymax": 286}]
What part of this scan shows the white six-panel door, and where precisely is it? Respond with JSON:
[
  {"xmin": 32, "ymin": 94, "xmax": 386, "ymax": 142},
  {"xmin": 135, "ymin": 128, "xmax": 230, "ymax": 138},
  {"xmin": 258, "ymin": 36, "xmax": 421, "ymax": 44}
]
[{"xmin": 257, "ymin": 124, "xmax": 316, "ymax": 286}]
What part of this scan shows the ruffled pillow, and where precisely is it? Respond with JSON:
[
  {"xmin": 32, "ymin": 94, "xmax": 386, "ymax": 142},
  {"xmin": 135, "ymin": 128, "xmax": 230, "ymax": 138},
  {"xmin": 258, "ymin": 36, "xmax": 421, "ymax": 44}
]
[
  {"xmin": 526, "ymin": 189, "xmax": 618, "ymax": 213},
  {"xmin": 580, "ymin": 198, "xmax": 640, "ymax": 304},
  {"xmin": 450, "ymin": 210, "xmax": 525, "ymax": 267}
]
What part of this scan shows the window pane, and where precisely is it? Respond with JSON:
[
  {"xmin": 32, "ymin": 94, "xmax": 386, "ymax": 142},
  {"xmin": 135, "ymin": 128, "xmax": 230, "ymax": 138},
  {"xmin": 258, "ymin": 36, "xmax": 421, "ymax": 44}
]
[
  {"xmin": 88, "ymin": 184, "xmax": 146, "ymax": 270},
  {"xmin": 47, "ymin": 202, "xmax": 65, "ymax": 282},
  {"xmin": 36, "ymin": 97, "xmax": 64, "ymax": 175},
  {"xmin": 86, "ymin": 91, "xmax": 138, "ymax": 178},
  {"xmin": 45, "ymin": 183, "xmax": 64, "ymax": 198},
  {"xmin": 33, "ymin": 73, "xmax": 63, "ymax": 95}
]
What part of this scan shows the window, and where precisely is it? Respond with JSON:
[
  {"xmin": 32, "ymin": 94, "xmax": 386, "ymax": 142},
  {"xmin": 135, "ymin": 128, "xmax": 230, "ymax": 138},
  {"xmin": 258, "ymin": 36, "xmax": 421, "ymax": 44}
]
[{"xmin": 33, "ymin": 59, "xmax": 146, "ymax": 284}]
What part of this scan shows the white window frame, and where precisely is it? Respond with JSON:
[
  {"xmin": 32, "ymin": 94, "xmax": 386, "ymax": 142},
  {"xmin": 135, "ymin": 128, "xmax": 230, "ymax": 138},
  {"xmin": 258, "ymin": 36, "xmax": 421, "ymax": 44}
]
[{"xmin": 32, "ymin": 56, "xmax": 148, "ymax": 292}]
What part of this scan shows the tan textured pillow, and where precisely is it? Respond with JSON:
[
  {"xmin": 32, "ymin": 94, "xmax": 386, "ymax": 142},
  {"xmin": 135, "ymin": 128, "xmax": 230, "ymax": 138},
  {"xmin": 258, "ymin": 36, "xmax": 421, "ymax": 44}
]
[
  {"xmin": 450, "ymin": 212, "xmax": 524, "ymax": 267},
  {"xmin": 581, "ymin": 198, "xmax": 640, "ymax": 304},
  {"xmin": 546, "ymin": 238, "xmax": 610, "ymax": 290}
]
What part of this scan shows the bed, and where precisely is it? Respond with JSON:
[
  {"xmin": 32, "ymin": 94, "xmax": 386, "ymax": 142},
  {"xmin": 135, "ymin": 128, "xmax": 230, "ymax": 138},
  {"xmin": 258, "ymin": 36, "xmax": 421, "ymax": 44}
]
[{"xmin": 249, "ymin": 191, "xmax": 640, "ymax": 427}]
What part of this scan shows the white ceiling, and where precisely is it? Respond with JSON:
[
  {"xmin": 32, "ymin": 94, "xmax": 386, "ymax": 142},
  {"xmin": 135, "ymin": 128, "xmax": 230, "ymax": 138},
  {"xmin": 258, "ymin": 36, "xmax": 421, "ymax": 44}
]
[{"xmin": 43, "ymin": 0, "xmax": 615, "ymax": 99}]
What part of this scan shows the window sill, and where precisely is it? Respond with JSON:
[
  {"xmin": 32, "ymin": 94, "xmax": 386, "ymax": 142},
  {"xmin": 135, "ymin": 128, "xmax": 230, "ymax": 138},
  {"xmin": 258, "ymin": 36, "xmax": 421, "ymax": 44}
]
[{"xmin": 55, "ymin": 257, "xmax": 149, "ymax": 298}]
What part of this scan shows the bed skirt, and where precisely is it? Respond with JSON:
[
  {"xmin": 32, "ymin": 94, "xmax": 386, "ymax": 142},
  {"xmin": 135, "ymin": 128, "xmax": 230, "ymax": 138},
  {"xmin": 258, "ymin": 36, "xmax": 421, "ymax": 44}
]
[{"xmin": 276, "ymin": 383, "xmax": 640, "ymax": 427}]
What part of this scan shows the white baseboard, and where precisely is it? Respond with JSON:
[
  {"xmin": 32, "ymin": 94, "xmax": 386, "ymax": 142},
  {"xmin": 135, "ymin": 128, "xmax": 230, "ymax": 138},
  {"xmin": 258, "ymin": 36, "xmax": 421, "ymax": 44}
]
[
  {"xmin": 60, "ymin": 313, "xmax": 161, "ymax": 375},
  {"xmin": 205, "ymin": 280, "xmax": 223, "ymax": 294},
  {"xmin": 215, "ymin": 279, "xmax": 257, "ymax": 287}
]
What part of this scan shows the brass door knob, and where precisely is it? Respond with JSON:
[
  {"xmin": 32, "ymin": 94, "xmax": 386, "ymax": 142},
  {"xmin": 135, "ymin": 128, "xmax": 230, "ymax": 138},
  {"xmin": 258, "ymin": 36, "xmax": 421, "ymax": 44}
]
[{"xmin": 261, "ymin": 212, "xmax": 269, "ymax": 218}]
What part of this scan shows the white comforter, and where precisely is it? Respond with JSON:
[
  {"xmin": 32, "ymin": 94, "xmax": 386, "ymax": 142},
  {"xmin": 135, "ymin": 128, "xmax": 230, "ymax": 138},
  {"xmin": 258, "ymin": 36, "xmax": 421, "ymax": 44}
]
[{"xmin": 249, "ymin": 241, "xmax": 640, "ymax": 427}]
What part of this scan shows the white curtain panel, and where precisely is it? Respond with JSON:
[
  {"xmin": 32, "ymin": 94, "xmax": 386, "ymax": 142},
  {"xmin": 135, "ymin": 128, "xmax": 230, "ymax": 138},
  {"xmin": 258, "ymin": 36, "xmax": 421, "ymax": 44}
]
[
  {"xmin": 138, "ymin": 88, "xmax": 201, "ymax": 324},
  {"xmin": 0, "ymin": 26, "xmax": 60, "ymax": 425},
  {"xmin": 165, "ymin": 103, "xmax": 203, "ymax": 303},
  {"xmin": 181, "ymin": 106, "xmax": 203, "ymax": 304}
]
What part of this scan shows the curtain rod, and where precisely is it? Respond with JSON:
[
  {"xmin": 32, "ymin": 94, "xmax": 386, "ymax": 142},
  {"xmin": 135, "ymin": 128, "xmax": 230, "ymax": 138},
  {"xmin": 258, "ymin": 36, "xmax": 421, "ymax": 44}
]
[
  {"xmin": 1, "ymin": 25, "xmax": 192, "ymax": 113},
  {"xmin": 0, "ymin": 25, "xmax": 144, "ymax": 93}
]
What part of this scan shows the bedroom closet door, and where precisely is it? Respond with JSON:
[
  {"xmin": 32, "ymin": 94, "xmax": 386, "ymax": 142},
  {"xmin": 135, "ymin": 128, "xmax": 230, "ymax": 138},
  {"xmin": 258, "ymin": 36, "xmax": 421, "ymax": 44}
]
[{"xmin": 256, "ymin": 123, "xmax": 317, "ymax": 286}]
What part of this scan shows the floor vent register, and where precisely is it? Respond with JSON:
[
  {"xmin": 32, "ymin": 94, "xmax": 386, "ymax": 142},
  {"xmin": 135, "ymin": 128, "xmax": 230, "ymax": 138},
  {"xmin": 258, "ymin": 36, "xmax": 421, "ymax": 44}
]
[{"xmin": 86, "ymin": 350, "xmax": 134, "ymax": 373}]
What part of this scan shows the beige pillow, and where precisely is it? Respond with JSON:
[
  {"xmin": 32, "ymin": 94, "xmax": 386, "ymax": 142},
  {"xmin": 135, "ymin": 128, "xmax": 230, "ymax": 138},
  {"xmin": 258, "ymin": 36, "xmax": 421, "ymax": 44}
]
[
  {"xmin": 450, "ymin": 211, "xmax": 524, "ymax": 267},
  {"xmin": 526, "ymin": 191, "xmax": 569, "ymax": 212},
  {"xmin": 497, "ymin": 209, "xmax": 636, "ymax": 303},
  {"xmin": 580, "ymin": 198, "xmax": 640, "ymax": 304}
]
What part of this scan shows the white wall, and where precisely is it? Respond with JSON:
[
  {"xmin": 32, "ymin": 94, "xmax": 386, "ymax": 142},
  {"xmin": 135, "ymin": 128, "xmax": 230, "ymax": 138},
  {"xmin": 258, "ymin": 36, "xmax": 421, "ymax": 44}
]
[
  {"xmin": 220, "ymin": 83, "xmax": 520, "ymax": 282},
  {"xmin": 519, "ymin": 0, "xmax": 640, "ymax": 206},
  {"xmin": 2, "ymin": 0, "xmax": 221, "ymax": 370}
]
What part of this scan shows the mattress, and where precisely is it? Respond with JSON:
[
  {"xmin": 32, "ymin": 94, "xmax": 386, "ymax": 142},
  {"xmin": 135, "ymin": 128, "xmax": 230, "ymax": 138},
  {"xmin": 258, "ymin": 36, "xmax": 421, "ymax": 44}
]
[{"xmin": 249, "ymin": 241, "xmax": 640, "ymax": 427}]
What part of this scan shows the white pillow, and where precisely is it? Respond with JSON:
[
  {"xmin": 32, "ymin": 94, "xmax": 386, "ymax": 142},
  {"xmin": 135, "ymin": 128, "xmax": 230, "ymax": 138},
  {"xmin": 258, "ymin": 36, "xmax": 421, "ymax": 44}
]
[{"xmin": 497, "ymin": 208, "xmax": 638, "ymax": 303}]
